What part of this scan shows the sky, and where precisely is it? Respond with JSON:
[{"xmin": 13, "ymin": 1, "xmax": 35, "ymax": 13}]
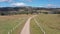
[{"xmin": 0, "ymin": 0, "xmax": 60, "ymax": 8}]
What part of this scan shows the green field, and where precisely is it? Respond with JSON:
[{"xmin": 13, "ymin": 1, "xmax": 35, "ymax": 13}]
[
  {"xmin": 0, "ymin": 14, "xmax": 60, "ymax": 34},
  {"xmin": 0, "ymin": 14, "xmax": 31, "ymax": 34},
  {"xmin": 30, "ymin": 18, "xmax": 43, "ymax": 34},
  {"xmin": 30, "ymin": 14, "xmax": 60, "ymax": 34}
]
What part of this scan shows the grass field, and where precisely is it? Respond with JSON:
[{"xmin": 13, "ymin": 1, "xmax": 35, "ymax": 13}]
[
  {"xmin": 30, "ymin": 14, "xmax": 60, "ymax": 34},
  {"xmin": 30, "ymin": 18, "xmax": 43, "ymax": 34},
  {"xmin": 0, "ymin": 14, "xmax": 31, "ymax": 34},
  {"xmin": 0, "ymin": 14, "xmax": 60, "ymax": 34}
]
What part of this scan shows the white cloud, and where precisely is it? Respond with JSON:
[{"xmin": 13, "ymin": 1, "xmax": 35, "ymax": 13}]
[
  {"xmin": 47, "ymin": 4, "xmax": 56, "ymax": 7},
  {"xmin": 11, "ymin": 2, "xmax": 27, "ymax": 7},
  {"xmin": 27, "ymin": 0, "xmax": 32, "ymax": 2},
  {"xmin": 41, "ymin": 4, "xmax": 57, "ymax": 8},
  {"xmin": 39, "ymin": 4, "xmax": 58, "ymax": 8},
  {"xmin": 46, "ymin": 4, "xmax": 57, "ymax": 8},
  {"xmin": 0, "ymin": 0, "xmax": 11, "ymax": 2},
  {"xmin": 39, "ymin": 6, "xmax": 44, "ymax": 7},
  {"xmin": 0, "ymin": 0, "xmax": 32, "ymax": 2},
  {"xmin": 0, "ymin": 6, "xmax": 3, "ymax": 7}
]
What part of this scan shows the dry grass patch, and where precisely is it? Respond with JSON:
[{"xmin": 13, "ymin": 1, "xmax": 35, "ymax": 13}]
[
  {"xmin": 35, "ymin": 14, "xmax": 60, "ymax": 34},
  {"xmin": 0, "ymin": 14, "xmax": 31, "ymax": 34}
]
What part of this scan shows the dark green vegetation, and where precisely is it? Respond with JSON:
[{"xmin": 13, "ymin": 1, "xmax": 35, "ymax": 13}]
[
  {"xmin": 0, "ymin": 14, "xmax": 31, "ymax": 34},
  {"xmin": 30, "ymin": 14, "xmax": 60, "ymax": 34},
  {"xmin": 0, "ymin": 7, "xmax": 60, "ymax": 15}
]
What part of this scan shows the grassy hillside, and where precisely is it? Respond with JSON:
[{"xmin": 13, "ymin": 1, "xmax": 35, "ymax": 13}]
[{"xmin": 30, "ymin": 14, "xmax": 60, "ymax": 34}]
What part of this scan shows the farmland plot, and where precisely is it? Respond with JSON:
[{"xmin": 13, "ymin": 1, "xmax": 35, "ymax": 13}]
[
  {"xmin": 30, "ymin": 14, "xmax": 60, "ymax": 34},
  {"xmin": 0, "ymin": 14, "xmax": 31, "ymax": 34}
]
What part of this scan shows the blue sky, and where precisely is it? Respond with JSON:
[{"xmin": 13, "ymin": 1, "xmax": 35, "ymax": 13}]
[{"xmin": 0, "ymin": 0, "xmax": 60, "ymax": 8}]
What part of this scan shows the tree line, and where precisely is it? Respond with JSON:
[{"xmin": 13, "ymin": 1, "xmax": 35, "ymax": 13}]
[{"xmin": 0, "ymin": 6, "xmax": 60, "ymax": 15}]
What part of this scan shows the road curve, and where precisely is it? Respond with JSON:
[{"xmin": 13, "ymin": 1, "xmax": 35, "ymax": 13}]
[{"xmin": 20, "ymin": 15, "xmax": 36, "ymax": 34}]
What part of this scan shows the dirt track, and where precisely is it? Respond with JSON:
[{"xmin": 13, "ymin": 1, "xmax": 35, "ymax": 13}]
[{"xmin": 20, "ymin": 15, "xmax": 36, "ymax": 34}]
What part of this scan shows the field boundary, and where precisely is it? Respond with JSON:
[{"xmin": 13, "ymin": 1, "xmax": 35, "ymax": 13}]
[{"xmin": 34, "ymin": 18, "xmax": 46, "ymax": 34}]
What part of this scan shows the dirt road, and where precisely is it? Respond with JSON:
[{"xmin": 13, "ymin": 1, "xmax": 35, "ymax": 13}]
[{"xmin": 20, "ymin": 15, "xmax": 36, "ymax": 34}]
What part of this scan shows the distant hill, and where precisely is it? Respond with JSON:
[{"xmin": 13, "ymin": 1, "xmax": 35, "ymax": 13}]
[{"xmin": 0, "ymin": 6, "xmax": 60, "ymax": 15}]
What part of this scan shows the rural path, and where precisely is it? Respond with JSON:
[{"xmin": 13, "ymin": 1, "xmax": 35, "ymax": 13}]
[{"xmin": 20, "ymin": 15, "xmax": 36, "ymax": 34}]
